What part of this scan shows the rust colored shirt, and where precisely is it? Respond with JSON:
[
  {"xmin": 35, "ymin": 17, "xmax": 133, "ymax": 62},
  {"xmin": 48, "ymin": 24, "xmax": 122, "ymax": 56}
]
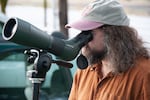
[{"xmin": 69, "ymin": 58, "xmax": 150, "ymax": 100}]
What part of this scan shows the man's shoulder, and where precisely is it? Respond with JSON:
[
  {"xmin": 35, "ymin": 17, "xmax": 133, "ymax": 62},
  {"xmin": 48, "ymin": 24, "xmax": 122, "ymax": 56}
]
[{"xmin": 134, "ymin": 57, "xmax": 150, "ymax": 75}]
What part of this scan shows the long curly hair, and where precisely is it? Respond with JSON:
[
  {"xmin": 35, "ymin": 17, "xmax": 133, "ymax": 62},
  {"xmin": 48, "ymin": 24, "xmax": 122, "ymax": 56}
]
[{"xmin": 101, "ymin": 25, "xmax": 149, "ymax": 73}]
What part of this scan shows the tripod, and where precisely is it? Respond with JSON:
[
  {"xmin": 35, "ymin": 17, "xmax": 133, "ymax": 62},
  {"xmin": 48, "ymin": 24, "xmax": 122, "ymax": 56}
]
[
  {"xmin": 25, "ymin": 49, "xmax": 73, "ymax": 100},
  {"xmin": 25, "ymin": 49, "xmax": 52, "ymax": 100}
]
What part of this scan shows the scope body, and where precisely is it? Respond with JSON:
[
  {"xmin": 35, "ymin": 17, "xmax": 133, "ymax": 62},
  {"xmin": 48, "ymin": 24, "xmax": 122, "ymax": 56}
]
[{"xmin": 2, "ymin": 18, "xmax": 92, "ymax": 61}]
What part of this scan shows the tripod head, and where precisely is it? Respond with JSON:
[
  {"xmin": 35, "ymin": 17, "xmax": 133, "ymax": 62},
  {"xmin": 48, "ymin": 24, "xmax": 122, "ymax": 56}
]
[{"xmin": 25, "ymin": 49, "xmax": 73, "ymax": 83}]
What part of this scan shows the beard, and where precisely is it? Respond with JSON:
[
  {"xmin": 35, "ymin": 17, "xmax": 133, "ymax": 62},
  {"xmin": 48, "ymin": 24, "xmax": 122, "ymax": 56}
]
[{"xmin": 82, "ymin": 45, "xmax": 107, "ymax": 65}]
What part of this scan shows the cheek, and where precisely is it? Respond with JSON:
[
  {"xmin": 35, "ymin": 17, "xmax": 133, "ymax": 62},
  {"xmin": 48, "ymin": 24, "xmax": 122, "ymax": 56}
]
[
  {"xmin": 88, "ymin": 38, "xmax": 104, "ymax": 51},
  {"xmin": 81, "ymin": 30, "xmax": 105, "ymax": 55},
  {"xmin": 81, "ymin": 45, "xmax": 89, "ymax": 55}
]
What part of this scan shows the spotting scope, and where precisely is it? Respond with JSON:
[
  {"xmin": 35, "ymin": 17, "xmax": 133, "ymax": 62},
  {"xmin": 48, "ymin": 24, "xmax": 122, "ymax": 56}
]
[{"xmin": 2, "ymin": 18, "xmax": 93, "ymax": 61}]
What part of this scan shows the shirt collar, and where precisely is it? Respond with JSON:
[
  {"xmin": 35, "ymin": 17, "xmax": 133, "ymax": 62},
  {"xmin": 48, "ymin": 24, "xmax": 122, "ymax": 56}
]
[{"xmin": 90, "ymin": 63, "xmax": 114, "ymax": 79}]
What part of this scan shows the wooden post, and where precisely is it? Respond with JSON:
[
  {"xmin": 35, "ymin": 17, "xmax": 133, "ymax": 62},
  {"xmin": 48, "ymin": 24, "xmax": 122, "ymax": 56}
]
[
  {"xmin": 44, "ymin": 0, "xmax": 47, "ymax": 27},
  {"xmin": 0, "ymin": 0, "xmax": 8, "ymax": 14},
  {"xmin": 58, "ymin": 0, "xmax": 68, "ymax": 38}
]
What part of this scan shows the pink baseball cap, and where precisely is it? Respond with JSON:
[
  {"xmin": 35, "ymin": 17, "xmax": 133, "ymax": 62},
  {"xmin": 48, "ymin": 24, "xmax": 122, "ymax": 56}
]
[
  {"xmin": 65, "ymin": 0, "xmax": 129, "ymax": 31},
  {"xmin": 65, "ymin": 19, "xmax": 103, "ymax": 31}
]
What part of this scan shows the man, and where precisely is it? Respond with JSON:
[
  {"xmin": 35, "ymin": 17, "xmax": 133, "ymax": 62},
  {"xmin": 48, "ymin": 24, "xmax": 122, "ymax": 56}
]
[{"xmin": 65, "ymin": 0, "xmax": 150, "ymax": 100}]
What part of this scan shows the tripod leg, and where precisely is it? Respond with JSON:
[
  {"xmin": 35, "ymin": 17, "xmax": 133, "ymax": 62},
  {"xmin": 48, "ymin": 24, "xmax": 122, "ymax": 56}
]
[{"xmin": 33, "ymin": 83, "xmax": 40, "ymax": 100}]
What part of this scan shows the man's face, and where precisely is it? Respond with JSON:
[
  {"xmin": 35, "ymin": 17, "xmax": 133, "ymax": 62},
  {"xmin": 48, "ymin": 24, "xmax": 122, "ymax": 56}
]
[{"xmin": 81, "ymin": 28, "xmax": 106, "ymax": 64}]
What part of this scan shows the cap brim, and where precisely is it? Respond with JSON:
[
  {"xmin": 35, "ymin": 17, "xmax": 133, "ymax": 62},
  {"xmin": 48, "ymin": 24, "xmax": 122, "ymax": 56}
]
[{"xmin": 65, "ymin": 19, "xmax": 103, "ymax": 31}]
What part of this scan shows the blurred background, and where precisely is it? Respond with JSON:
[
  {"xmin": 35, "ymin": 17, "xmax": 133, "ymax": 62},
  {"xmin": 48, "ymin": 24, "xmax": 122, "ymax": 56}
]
[
  {"xmin": 1, "ymin": 0, "xmax": 150, "ymax": 38},
  {"xmin": 0, "ymin": 0, "xmax": 150, "ymax": 100}
]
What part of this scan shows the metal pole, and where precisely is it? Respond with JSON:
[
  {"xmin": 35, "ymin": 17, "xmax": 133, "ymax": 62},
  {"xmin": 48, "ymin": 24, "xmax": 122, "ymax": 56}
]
[{"xmin": 32, "ymin": 83, "xmax": 40, "ymax": 100}]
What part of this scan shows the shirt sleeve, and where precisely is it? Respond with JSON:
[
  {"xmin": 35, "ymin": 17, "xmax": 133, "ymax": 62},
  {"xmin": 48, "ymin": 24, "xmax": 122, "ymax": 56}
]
[{"xmin": 69, "ymin": 69, "xmax": 80, "ymax": 100}]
